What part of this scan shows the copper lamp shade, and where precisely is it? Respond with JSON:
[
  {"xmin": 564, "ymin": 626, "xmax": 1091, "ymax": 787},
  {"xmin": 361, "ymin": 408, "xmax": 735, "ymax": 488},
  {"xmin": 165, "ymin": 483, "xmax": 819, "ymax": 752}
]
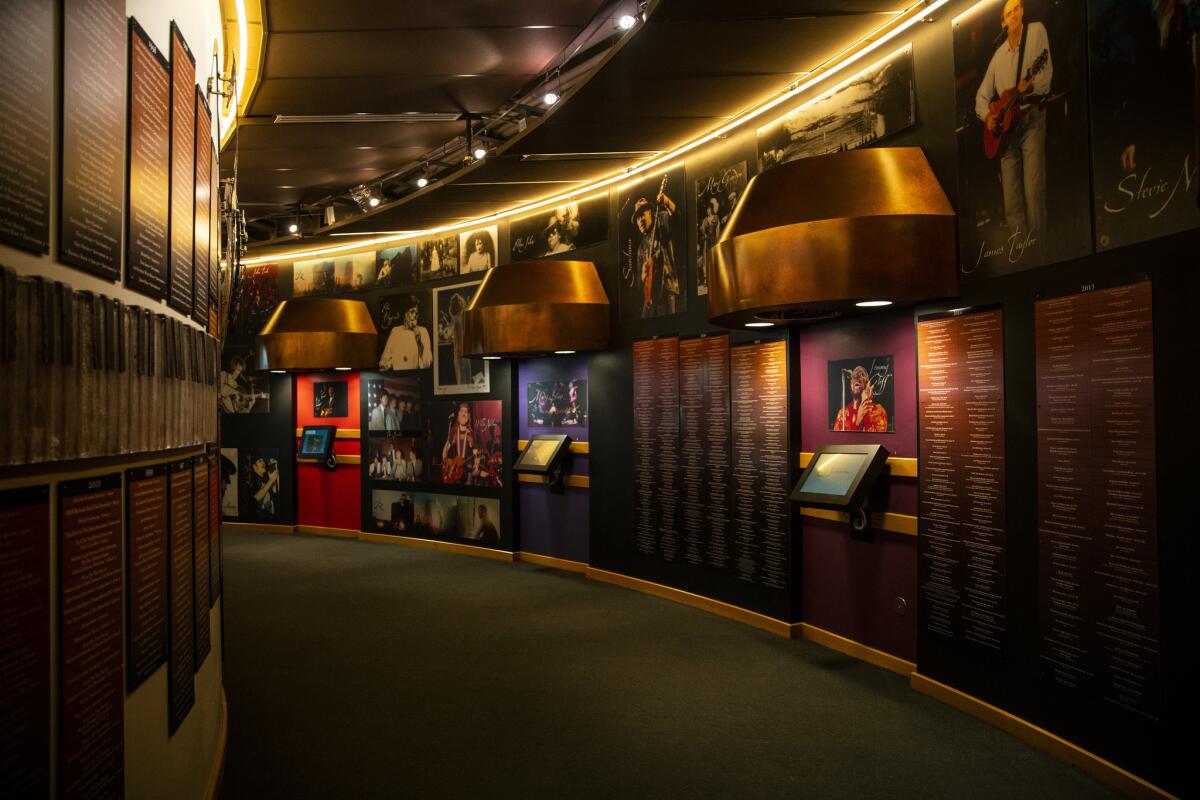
[
  {"xmin": 255, "ymin": 297, "xmax": 378, "ymax": 370},
  {"xmin": 462, "ymin": 260, "xmax": 610, "ymax": 357},
  {"xmin": 708, "ymin": 147, "xmax": 957, "ymax": 327}
]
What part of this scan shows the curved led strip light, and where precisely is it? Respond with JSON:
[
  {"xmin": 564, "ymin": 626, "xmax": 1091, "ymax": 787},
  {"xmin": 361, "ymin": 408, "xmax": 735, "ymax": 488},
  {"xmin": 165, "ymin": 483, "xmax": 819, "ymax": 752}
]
[
  {"xmin": 241, "ymin": 0, "xmax": 950, "ymax": 267},
  {"xmin": 218, "ymin": 0, "xmax": 250, "ymax": 147}
]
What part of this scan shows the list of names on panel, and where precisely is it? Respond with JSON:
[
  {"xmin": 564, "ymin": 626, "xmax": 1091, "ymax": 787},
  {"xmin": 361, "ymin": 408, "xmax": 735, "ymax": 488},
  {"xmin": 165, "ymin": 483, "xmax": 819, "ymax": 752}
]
[
  {"xmin": 168, "ymin": 459, "xmax": 195, "ymax": 732},
  {"xmin": 679, "ymin": 334, "xmax": 731, "ymax": 569},
  {"xmin": 192, "ymin": 456, "xmax": 211, "ymax": 667},
  {"xmin": 167, "ymin": 26, "xmax": 196, "ymax": 314},
  {"xmin": 632, "ymin": 337, "xmax": 681, "ymax": 562},
  {"xmin": 127, "ymin": 465, "xmax": 168, "ymax": 691},
  {"xmin": 59, "ymin": 473, "xmax": 124, "ymax": 798},
  {"xmin": 208, "ymin": 451, "xmax": 221, "ymax": 605},
  {"xmin": 126, "ymin": 21, "xmax": 171, "ymax": 300},
  {"xmin": 917, "ymin": 308, "xmax": 1007, "ymax": 651},
  {"xmin": 0, "ymin": 0, "xmax": 52, "ymax": 253},
  {"xmin": 1035, "ymin": 281, "xmax": 1159, "ymax": 720},
  {"xmin": 730, "ymin": 339, "xmax": 788, "ymax": 590}
]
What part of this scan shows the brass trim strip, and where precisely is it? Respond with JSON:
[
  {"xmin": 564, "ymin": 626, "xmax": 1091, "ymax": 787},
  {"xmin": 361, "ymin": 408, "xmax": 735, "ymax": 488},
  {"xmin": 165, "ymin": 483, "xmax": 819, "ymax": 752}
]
[
  {"xmin": 517, "ymin": 439, "xmax": 589, "ymax": 455},
  {"xmin": 0, "ymin": 444, "xmax": 210, "ymax": 487},
  {"xmin": 798, "ymin": 451, "xmax": 918, "ymax": 478},
  {"xmin": 516, "ymin": 551, "xmax": 588, "ymax": 573},
  {"xmin": 798, "ymin": 623, "xmax": 915, "ymax": 676},
  {"xmin": 205, "ymin": 690, "xmax": 229, "ymax": 800},
  {"xmin": 221, "ymin": 521, "xmax": 296, "ymax": 535},
  {"xmin": 517, "ymin": 473, "xmax": 590, "ymax": 489},
  {"xmin": 295, "ymin": 428, "xmax": 361, "ymax": 439},
  {"xmin": 910, "ymin": 674, "xmax": 1179, "ymax": 800},
  {"xmin": 358, "ymin": 532, "xmax": 516, "ymax": 562},
  {"xmin": 799, "ymin": 507, "xmax": 918, "ymax": 536},
  {"xmin": 295, "ymin": 525, "xmax": 358, "ymax": 539}
]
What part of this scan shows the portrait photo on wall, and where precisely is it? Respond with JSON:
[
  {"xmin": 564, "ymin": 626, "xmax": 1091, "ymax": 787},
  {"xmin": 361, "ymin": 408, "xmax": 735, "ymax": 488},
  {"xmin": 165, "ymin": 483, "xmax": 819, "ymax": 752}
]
[
  {"xmin": 376, "ymin": 244, "xmax": 418, "ymax": 286},
  {"xmin": 313, "ymin": 380, "xmax": 348, "ymax": 418},
  {"xmin": 371, "ymin": 488, "xmax": 416, "ymax": 533},
  {"xmin": 433, "ymin": 281, "xmax": 490, "ymax": 394},
  {"xmin": 330, "ymin": 251, "xmax": 377, "ymax": 292},
  {"xmin": 219, "ymin": 447, "xmax": 238, "ymax": 516},
  {"xmin": 756, "ymin": 44, "xmax": 915, "ymax": 171},
  {"xmin": 459, "ymin": 225, "xmax": 498, "ymax": 273},
  {"xmin": 382, "ymin": 492, "xmax": 499, "ymax": 545},
  {"xmin": 418, "ymin": 234, "xmax": 459, "ymax": 281},
  {"xmin": 376, "ymin": 291, "xmax": 433, "ymax": 371},
  {"xmin": 952, "ymin": 0, "xmax": 1092, "ymax": 278},
  {"xmin": 365, "ymin": 376, "xmax": 423, "ymax": 433},
  {"xmin": 239, "ymin": 448, "xmax": 282, "ymax": 519},
  {"xmin": 508, "ymin": 195, "xmax": 609, "ymax": 261},
  {"xmin": 527, "ymin": 379, "xmax": 588, "ymax": 427},
  {"xmin": 367, "ymin": 436, "xmax": 425, "ymax": 483},
  {"xmin": 617, "ymin": 167, "xmax": 686, "ymax": 320},
  {"xmin": 219, "ymin": 347, "xmax": 269, "ymax": 414},
  {"xmin": 828, "ymin": 355, "xmax": 895, "ymax": 433},
  {"xmin": 430, "ymin": 400, "xmax": 503, "ymax": 487},
  {"xmin": 292, "ymin": 257, "xmax": 336, "ymax": 296},
  {"xmin": 694, "ymin": 162, "xmax": 747, "ymax": 296},
  {"xmin": 1088, "ymin": 0, "xmax": 1200, "ymax": 251},
  {"xmin": 227, "ymin": 263, "xmax": 279, "ymax": 343}
]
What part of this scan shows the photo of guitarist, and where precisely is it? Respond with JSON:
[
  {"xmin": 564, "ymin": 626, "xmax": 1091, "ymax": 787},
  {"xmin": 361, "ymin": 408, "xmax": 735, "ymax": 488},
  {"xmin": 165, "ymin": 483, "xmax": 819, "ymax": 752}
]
[
  {"xmin": 974, "ymin": 0, "xmax": 1052, "ymax": 257},
  {"xmin": 219, "ymin": 354, "xmax": 269, "ymax": 414}
]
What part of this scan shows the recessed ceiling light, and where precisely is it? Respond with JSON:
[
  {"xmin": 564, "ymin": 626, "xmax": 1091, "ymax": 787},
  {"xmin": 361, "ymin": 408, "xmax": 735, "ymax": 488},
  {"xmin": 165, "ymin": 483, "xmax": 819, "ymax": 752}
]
[
  {"xmin": 617, "ymin": 14, "xmax": 637, "ymax": 30},
  {"xmin": 270, "ymin": 369, "xmax": 286, "ymax": 374},
  {"xmin": 855, "ymin": 300, "xmax": 893, "ymax": 307},
  {"xmin": 416, "ymin": 176, "xmax": 429, "ymax": 188},
  {"xmin": 554, "ymin": 350, "xmax": 575, "ymax": 355},
  {"xmin": 277, "ymin": 185, "xmax": 295, "ymax": 189},
  {"xmin": 482, "ymin": 355, "xmax": 501, "ymax": 360},
  {"xmin": 745, "ymin": 322, "xmax": 774, "ymax": 328},
  {"xmin": 288, "ymin": 223, "xmax": 298, "ymax": 233},
  {"xmin": 473, "ymin": 147, "xmax": 488, "ymax": 160},
  {"xmin": 368, "ymin": 196, "xmax": 380, "ymax": 207},
  {"xmin": 543, "ymin": 91, "xmax": 559, "ymax": 105},
  {"xmin": 335, "ymin": 367, "xmax": 352, "ymax": 371}
]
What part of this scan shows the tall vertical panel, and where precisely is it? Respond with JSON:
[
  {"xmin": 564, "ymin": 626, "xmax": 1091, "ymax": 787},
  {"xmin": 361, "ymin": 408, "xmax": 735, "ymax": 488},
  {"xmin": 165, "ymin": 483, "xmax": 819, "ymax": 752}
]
[
  {"xmin": 208, "ymin": 449, "xmax": 220, "ymax": 606},
  {"xmin": 192, "ymin": 455, "xmax": 211, "ymax": 668},
  {"xmin": 632, "ymin": 337, "xmax": 680, "ymax": 562},
  {"xmin": 124, "ymin": 19, "xmax": 171, "ymax": 301},
  {"xmin": 1035, "ymin": 281, "xmax": 1160, "ymax": 720},
  {"xmin": 192, "ymin": 87, "xmax": 212, "ymax": 326},
  {"xmin": 126, "ymin": 464, "xmax": 169, "ymax": 691},
  {"xmin": 0, "ymin": 0, "xmax": 53, "ymax": 254},
  {"xmin": 917, "ymin": 308, "xmax": 1007, "ymax": 655},
  {"xmin": 58, "ymin": 473, "xmax": 124, "ymax": 797},
  {"xmin": 168, "ymin": 458, "xmax": 195, "ymax": 733},
  {"xmin": 59, "ymin": 0, "xmax": 126, "ymax": 280},
  {"xmin": 0, "ymin": 485, "xmax": 51, "ymax": 795},
  {"xmin": 678, "ymin": 334, "xmax": 731, "ymax": 569},
  {"xmin": 167, "ymin": 23, "xmax": 195, "ymax": 314},
  {"xmin": 208, "ymin": 145, "xmax": 220, "ymax": 332}
]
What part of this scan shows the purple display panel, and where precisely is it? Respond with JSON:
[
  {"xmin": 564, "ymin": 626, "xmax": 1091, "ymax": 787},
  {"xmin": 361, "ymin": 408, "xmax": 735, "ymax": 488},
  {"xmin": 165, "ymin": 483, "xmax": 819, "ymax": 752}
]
[
  {"xmin": 192, "ymin": 456, "xmax": 210, "ymax": 668},
  {"xmin": 167, "ymin": 458, "xmax": 195, "ymax": 733},
  {"xmin": 0, "ymin": 484, "xmax": 51, "ymax": 795},
  {"xmin": 917, "ymin": 308, "xmax": 1006, "ymax": 652},
  {"xmin": 126, "ymin": 464, "xmax": 168, "ymax": 691},
  {"xmin": 729, "ymin": 338, "xmax": 788, "ymax": 589},
  {"xmin": 0, "ymin": 0, "xmax": 52, "ymax": 254},
  {"xmin": 679, "ymin": 334, "xmax": 731, "ymax": 569},
  {"xmin": 1035, "ymin": 281, "xmax": 1159, "ymax": 720},
  {"xmin": 632, "ymin": 337, "xmax": 680, "ymax": 561},
  {"xmin": 59, "ymin": 473, "xmax": 124, "ymax": 797}
]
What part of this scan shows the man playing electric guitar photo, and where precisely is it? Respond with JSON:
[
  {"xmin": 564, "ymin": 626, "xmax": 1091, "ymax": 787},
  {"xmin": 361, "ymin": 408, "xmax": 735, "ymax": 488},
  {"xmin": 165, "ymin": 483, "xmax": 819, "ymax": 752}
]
[{"xmin": 975, "ymin": 0, "xmax": 1052, "ymax": 258}]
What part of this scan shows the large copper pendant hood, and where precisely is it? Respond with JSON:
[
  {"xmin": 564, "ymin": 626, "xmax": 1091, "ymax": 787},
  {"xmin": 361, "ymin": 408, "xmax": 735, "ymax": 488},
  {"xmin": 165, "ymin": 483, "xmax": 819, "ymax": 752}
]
[
  {"xmin": 255, "ymin": 297, "xmax": 378, "ymax": 370},
  {"xmin": 708, "ymin": 147, "xmax": 957, "ymax": 327},
  {"xmin": 462, "ymin": 260, "xmax": 610, "ymax": 357}
]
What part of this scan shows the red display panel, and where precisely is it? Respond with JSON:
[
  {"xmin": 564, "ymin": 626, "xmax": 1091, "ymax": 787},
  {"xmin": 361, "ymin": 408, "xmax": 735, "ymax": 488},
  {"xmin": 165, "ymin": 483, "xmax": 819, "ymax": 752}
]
[{"xmin": 126, "ymin": 464, "xmax": 168, "ymax": 691}]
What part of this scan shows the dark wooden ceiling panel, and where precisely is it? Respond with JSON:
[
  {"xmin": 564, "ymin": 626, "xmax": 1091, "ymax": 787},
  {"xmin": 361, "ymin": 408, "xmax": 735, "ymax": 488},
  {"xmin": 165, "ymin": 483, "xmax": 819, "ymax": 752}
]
[
  {"xmin": 228, "ymin": 147, "xmax": 430, "ymax": 171},
  {"xmin": 651, "ymin": 1, "xmax": 904, "ymax": 22},
  {"xmin": 231, "ymin": 120, "xmax": 466, "ymax": 150},
  {"xmin": 247, "ymin": 75, "xmax": 535, "ymax": 116},
  {"xmin": 267, "ymin": 0, "xmax": 613, "ymax": 31}
]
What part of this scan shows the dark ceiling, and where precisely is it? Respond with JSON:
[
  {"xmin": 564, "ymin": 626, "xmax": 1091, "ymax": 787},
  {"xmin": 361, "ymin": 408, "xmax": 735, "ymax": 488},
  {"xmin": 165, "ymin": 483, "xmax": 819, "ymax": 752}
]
[{"xmin": 232, "ymin": 0, "xmax": 910, "ymax": 258}]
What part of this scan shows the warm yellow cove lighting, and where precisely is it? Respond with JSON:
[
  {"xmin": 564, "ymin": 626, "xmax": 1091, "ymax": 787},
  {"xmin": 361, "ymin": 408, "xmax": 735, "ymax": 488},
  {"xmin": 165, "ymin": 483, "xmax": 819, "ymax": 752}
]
[
  {"xmin": 218, "ymin": 0, "xmax": 249, "ymax": 145},
  {"xmin": 241, "ymin": 0, "xmax": 950, "ymax": 267}
]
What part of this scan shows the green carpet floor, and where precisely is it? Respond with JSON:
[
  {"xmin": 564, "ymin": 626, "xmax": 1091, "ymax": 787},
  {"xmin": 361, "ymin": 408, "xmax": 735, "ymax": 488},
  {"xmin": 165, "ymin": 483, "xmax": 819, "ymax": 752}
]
[{"xmin": 219, "ymin": 530, "xmax": 1118, "ymax": 799}]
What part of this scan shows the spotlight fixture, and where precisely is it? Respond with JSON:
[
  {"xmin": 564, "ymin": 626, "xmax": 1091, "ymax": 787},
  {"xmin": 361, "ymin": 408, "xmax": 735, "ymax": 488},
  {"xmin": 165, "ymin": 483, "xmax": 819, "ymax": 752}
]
[
  {"xmin": 288, "ymin": 223, "xmax": 299, "ymax": 233},
  {"xmin": 543, "ymin": 91, "xmax": 559, "ymax": 105},
  {"xmin": 416, "ymin": 176, "xmax": 429, "ymax": 188},
  {"xmin": 473, "ymin": 146, "xmax": 488, "ymax": 160},
  {"xmin": 617, "ymin": 13, "xmax": 636, "ymax": 29},
  {"xmin": 368, "ymin": 196, "xmax": 380, "ymax": 208}
]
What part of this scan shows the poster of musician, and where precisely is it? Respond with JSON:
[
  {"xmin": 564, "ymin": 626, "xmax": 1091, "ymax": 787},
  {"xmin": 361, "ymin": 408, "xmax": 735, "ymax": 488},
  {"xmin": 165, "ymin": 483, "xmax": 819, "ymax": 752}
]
[
  {"xmin": 756, "ymin": 44, "xmax": 915, "ymax": 171},
  {"xmin": 429, "ymin": 400, "xmax": 503, "ymax": 487},
  {"xmin": 459, "ymin": 225, "xmax": 498, "ymax": 273},
  {"xmin": 376, "ymin": 291, "xmax": 433, "ymax": 371},
  {"xmin": 952, "ymin": 0, "xmax": 1091, "ymax": 278},
  {"xmin": 220, "ymin": 448, "xmax": 238, "ymax": 516},
  {"xmin": 509, "ymin": 195, "xmax": 609, "ymax": 262},
  {"xmin": 617, "ymin": 167, "xmax": 686, "ymax": 319},
  {"xmin": 365, "ymin": 376, "xmax": 423, "ymax": 433},
  {"xmin": 433, "ymin": 281, "xmax": 489, "ymax": 394},
  {"xmin": 418, "ymin": 234, "xmax": 459, "ymax": 281},
  {"xmin": 1088, "ymin": 0, "xmax": 1200, "ymax": 250},
  {"xmin": 367, "ymin": 436, "xmax": 425, "ymax": 483},
  {"xmin": 527, "ymin": 379, "xmax": 588, "ymax": 428},
  {"xmin": 694, "ymin": 162, "xmax": 747, "ymax": 296},
  {"xmin": 292, "ymin": 257, "xmax": 336, "ymax": 296},
  {"xmin": 376, "ymin": 243, "xmax": 418, "ymax": 286},
  {"xmin": 239, "ymin": 448, "xmax": 282, "ymax": 519},
  {"xmin": 219, "ymin": 347, "xmax": 269, "ymax": 414},
  {"xmin": 313, "ymin": 381, "xmax": 348, "ymax": 418},
  {"xmin": 228, "ymin": 263, "xmax": 279, "ymax": 343},
  {"xmin": 332, "ymin": 251, "xmax": 377, "ymax": 292},
  {"xmin": 375, "ymin": 492, "xmax": 500, "ymax": 545},
  {"xmin": 827, "ymin": 355, "xmax": 894, "ymax": 433},
  {"xmin": 371, "ymin": 489, "xmax": 416, "ymax": 533}
]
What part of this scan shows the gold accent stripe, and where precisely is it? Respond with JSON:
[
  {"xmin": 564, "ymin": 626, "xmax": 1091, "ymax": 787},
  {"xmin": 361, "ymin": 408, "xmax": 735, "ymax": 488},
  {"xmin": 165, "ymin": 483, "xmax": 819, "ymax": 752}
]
[
  {"xmin": 798, "ymin": 507, "xmax": 917, "ymax": 536},
  {"xmin": 295, "ymin": 428, "xmax": 361, "ymax": 439},
  {"xmin": 205, "ymin": 690, "xmax": 229, "ymax": 800},
  {"xmin": 358, "ymin": 532, "xmax": 516, "ymax": 562},
  {"xmin": 222, "ymin": 522, "xmax": 296, "ymax": 535},
  {"xmin": 516, "ymin": 551, "xmax": 588, "ymax": 574},
  {"xmin": 798, "ymin": 623, "xmax": 915, "ymax": 676},
  {"xmin": 910, "ymin": 674, "xmax": 1179, "ymax": 800},
  {"xmin": 517, "ymin": 473, "xmax": 590, "ymax": 489},
  {"xmin": 517, "ymin": 440, "xmax": 589, "ymax": 455},
  {"xmin": 295, "ymin": 525, "xmax": 358, "ymax": 539},
  {"xmin": 798, "ymin": 451, "xmax": 918, "ymax": 478}
]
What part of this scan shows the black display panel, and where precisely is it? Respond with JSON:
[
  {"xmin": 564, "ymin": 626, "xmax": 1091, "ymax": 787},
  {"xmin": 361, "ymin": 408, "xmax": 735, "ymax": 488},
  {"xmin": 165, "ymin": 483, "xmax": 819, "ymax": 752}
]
[
  {"xmin": 125, "ymin": 18, "xmax": 171, "ymax": 300},
  {"xmin": 298, "ymin": 425, "xmax": 336, "ymax": 460},
  {"xmin": 192, "ymin": 85, "xmax": 212, "ymax": 326},
  {"xmin": 790, "ymin": 444, "xmax": 888, "ymax": 510},
  {"xmin": 167, "ymin": 22, "xmax": 195, "ymax": 314},
  {"xmin": 514, "ymin": 434, "xmax": 571, "ymax": 474}
]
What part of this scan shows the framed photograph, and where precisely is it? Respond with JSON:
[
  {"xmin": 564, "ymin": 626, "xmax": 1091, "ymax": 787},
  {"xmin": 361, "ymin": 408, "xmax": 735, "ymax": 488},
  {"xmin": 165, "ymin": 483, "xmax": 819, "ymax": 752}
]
[
  {"xmin": 365, "ymin": 376, "xmax": 423, "ymax": 433},
  {"xmin": 429, "ymin": 400, "xmax": 503, "ymax": 487},
  {"xmin": 227, "ymin": 263, "xmax": 279, "ymax": 343},
  {"xmin": 239, "ymin": 448, "xmax": 281, "ymax": 518},
  {"xmin": 219, "ymin": 346, "xmax": 269, "ymax": 414},
  {"xmin": 370, "ymin": 488, "xmax": 415, "ymax": 533},
  {"xmin": 617, "ymin": 167, "xmax": 686, "ymax": 319},
  {"xmin": 376, "ymin": 244, "xmax": 418, "ymax": 287},
  {"xmin": 293, "ymin": 257, "xmax": 336, "ymax": 296},
  {"xmin": 459, "ymin": 225, "xmax": 498, "ymax": 273},
  {"xmin": 508, "ymin": 195, "xmax": 609, "ymax": 261},
  {"xmin": 219, "ymin": 447, "xmax": 238, "ymax": 516},
  {"xmin": 527, "ymin": 378, "xmax": 587, "ymax": 427},
  {"xmin": 418, "ymin": 234, "xmax": 459, "ymax": 281},
  {"xmin": 329, "ymin": 251, "xmax": 376, "ymax": 292},
  {"xmin": 827, "ymin": 354, "xmax": 894, "ymax": 433},
  {"xmin": 433, "ymin": 281, "xmax": 490, "ymax": 394},
  {"xmin": 693, "ymin": 162, "xmax": 747, "ymax": 296},
  {"xmin": 376, "ymin": 291, "xmax": 433, "ymax": 371},
  {"xmin": 312, "ymin": 380, "xmax": 348, "ymax": 418},
  {"xmin": 367, "ymin": 436, "xmax": 425, "ymax": 483}
]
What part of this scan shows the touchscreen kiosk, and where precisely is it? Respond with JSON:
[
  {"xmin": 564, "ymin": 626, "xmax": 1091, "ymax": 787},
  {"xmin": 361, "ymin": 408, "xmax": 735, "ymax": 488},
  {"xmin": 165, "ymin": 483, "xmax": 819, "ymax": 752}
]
[
  {"xmin": 298, "ymin": 425, "xmax": 337, "ymax": 462},
  {"xmin": 791, "ymin": 444, "xmax": 889, "ymax": 531},
  {"xmin": 514, "ymin": 435, "xmax": 572, "ymax": 476}
]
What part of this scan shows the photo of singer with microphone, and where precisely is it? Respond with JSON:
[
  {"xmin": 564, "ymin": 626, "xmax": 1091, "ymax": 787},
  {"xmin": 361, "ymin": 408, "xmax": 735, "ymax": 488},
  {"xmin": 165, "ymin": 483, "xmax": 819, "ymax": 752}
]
[{"xmin": 828, "ymin": 355, "xmax": 894, "ymax": 433}]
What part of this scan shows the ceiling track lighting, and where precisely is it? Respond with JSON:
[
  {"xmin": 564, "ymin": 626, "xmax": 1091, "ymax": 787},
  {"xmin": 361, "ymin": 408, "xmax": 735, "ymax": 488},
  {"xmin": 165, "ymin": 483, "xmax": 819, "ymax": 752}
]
[{"xmin": 617, "ymin": 13, "xmax": 637, "ymax": 30}]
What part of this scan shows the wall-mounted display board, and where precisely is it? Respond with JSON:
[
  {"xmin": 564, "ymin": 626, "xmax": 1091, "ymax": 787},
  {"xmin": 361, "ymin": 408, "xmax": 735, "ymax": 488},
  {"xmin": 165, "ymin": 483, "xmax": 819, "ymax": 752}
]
[
  {"xmin": 207, "ymin": 449, "xmax": 220, "ymax": 605},
  {"xmin": 618, "ymin": 168, "xmax": 686, "ymax": 319},
  {"xmin": 0, "ymin": 0, "xmax": 53, "ymax": 254},
  {"xmin": 678, "ymin": 333, "xmax": 730, "ymax": 568},
  {"xmin": 126, "ymin": 463, "xmax": 169, "ymax": 692},
  {"xmin": 167, "ymin": 458, "xmax": 195, "ymax": 733},
  {"xmin": 192, "ymin": 87, "xmax": 212, "ymax": 326},
  {"xmin": 917, "ymin": 307, "xmax": 1007, "ymax": 655},
  {"xmin": 0, "ymin": 484, "xmax": 51, "ymax": 795},
  {"xmin": 208, "ymin": 144, "xmax": 220, "ymax": 332},
  {"xmin": 192, "ymin": 454, "xmax": 210, "ymax": 668},
  {"xmin": 508, "ymin": 193, "xmax": 609, "ymax": 262},
  {"xmin": 58, "ymin": 473, "xmax": 124, "ymax": 797},
  {"xmin": 59, "ymin": 0, "xmax": 126, "ymax": 280},
  {"xmin": 167, "ymin": 22, "xmax": 196, "ymax": 315},
  {"xmin": 633, "ymin": 336, "xmax": 680, "ymax": 561},
  {"xmin": 124, "ymin": 18, "xmax": 171, "ymax": 301},
  {"xmin": 1035, "ymin": 280, "xmax": 1159, "ymax": 720},
  {"xmin": 729, "ymin": 338, "xmax": 789, "ymax": 590}
]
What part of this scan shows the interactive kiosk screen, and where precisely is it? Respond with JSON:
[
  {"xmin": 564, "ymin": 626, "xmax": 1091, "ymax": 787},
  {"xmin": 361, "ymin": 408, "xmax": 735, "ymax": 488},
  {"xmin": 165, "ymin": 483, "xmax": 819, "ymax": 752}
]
[
  {"xmin": 790, "ymin": 444, "xmax": 889, "ymax": 510},
  {"xmin": 514, "ymin": 435, "xmax": 571, "ymax": 474},
  {"xmin": 298, "ymin": 426, "xmax": 337, "ymax": 460}
]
